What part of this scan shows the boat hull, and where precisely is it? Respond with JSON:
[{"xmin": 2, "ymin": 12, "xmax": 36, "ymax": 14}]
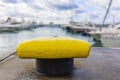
[{"xmin": 101, "ymin": 35, "xmax": 120, "ymax": 48}]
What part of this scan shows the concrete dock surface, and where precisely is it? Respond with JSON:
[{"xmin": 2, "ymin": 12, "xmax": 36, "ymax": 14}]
[{"xmin": 0, "ymin": 47, "xmax": 120, "ymax": 80}]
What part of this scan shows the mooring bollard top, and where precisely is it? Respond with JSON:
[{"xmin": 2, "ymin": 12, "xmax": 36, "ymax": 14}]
[{"xmin": 17, "ymin": 37, "xmax": 91, "ymax": 59}]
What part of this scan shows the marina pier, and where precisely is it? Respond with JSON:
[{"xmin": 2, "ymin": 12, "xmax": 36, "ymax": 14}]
[{"xmin": 0, "ymin": 47, "xmax": 120, "ymax": 80}]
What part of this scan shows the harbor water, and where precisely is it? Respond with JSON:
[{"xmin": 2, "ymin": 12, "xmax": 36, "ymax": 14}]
[{"xmin": 0, "ymin": 26, "xmax": 95, "ymax": 49}]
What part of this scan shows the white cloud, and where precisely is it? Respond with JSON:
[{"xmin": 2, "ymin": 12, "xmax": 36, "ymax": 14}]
[
  {"xmin": 87, "ymin": 0, "xmax": 109, "ymax": 8},
  {"xmin": 111, "ymin": 0, "xmax": 120, "ymax": 8},
  {"xmin": 0, "ymin": 0, "xmax": 119, "ymax": 24}
]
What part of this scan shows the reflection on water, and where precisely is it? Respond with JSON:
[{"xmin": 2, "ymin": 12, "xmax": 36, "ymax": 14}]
[
  {"xmin": 0, "ymin": 26, "xmax": 95, "ymax": 49},
  {"xmin": 0, "ymin": 33, "xmax": 18, "ymax": 48}
]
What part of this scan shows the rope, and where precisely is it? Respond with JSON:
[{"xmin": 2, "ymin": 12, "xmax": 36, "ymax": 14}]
[{"xmin": 0, "ymin": 52, "xmax": 16, "ymax": 62}]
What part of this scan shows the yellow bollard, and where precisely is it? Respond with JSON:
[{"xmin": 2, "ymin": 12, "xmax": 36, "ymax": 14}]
[{"xmin": 17, "ymin": 36, "xmax": 91, "ymax": 76}]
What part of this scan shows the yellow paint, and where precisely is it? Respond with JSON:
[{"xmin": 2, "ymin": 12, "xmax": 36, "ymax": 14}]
[{"xmin": 17, "ymin": 37, "xmax": 91, "ymax": 59}]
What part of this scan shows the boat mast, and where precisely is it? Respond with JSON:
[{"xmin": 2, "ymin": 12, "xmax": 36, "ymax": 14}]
[{"xmin": 101, "ymin": 0, "xmax": 113, "ymax": 29}]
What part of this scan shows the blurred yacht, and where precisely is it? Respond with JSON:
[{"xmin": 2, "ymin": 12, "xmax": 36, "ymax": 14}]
[
  {"xmin": 101, "ymin": 34, "xmax": 120, "ymax": 47},
  {"xmin": 66, "ymin": 21, "xmax": 97, "ymax": 35},
  {"xmin": 89, "ymin": 24, "xmax": 120, "ymax": 41},
  {"xmin": 89, "ymin": 24, "xmax": 120, "ymax": 47},
  {"xmin": 0, "ymin": 17, "xmax": 34, "ymax": 32}
]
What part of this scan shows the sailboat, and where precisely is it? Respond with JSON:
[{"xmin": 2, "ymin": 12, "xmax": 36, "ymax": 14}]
[
  {"xmin": 101, "ymin": 34, "xmax": 120, "ymax": 47},
  {"xmin": 89, "ymin": 24, "xmax": 120, "ymax": 47}
]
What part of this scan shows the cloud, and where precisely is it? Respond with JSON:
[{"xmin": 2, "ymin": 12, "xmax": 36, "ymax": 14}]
[
  {"xmin": 2, "ymin": 0, "xmax": 17, "ymax": 4},
  {"xmin": 112, "ymin": 7, "xmax": 120, "ymax": 11},
  {"xmin": 51, "ymin": 4, "xmax": 78, "ymax": 10},
  {"xmin": 0, "ymin": 0, "xmax": 119, "ymax": 24},
  {"xmin": 30, "ymin": 4, "xmax": 43, "ymax": 10},
  {"xmin": 47, "ymin": 0, "xmax": 78, "ymax": 11},
  {"xmin": 75, "ymin": 9, "xmax": 86, "ymax": 14}
]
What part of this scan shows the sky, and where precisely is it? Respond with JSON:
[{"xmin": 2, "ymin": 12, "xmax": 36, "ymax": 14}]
[{"xmin": 0, "ymin": 0, "xmax": 120, "ymax": 24}]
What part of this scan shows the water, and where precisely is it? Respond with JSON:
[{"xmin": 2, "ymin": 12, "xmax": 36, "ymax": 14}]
[{"xmin": 0, "ymin": 26, "xmax": 95, "ymax": 49}]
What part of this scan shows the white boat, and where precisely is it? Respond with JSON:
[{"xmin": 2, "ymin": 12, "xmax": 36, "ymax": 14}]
[
  {"xmin": 89, "ymin": 24, "xmax": 120, "ymax": 41},
  {"xmin": 66, "ymin": 21, "xmax": 97, "ymax": 34},
  {"xmin": 0, "ymin": 17, "xmax": 33, "ymax": 32},
  {"xmin": 101, "ymin": 34, "xmax": 120, "ymax": 47},
  {"xmin": 89, "ymin": 24, "xmax": 120, "ymax": 47}
]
